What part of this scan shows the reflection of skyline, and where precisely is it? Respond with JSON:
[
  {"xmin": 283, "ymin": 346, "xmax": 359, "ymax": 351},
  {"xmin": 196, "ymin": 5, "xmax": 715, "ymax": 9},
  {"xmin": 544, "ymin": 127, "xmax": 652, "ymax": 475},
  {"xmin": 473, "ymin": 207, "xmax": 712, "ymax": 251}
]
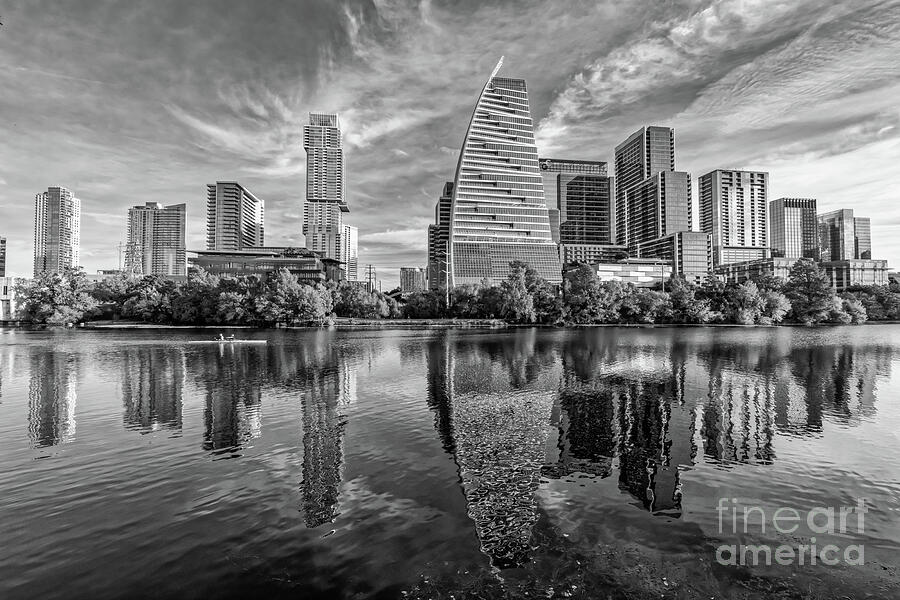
[
  {"xmin": 193, "ymin": 347, "xmax": 265, "ymax": 454},
  {"xmin": 27, "ymin": 352, "xmax": 78, "ymax": 447},
  {"xmin": 425, "ymin": 330, "xmax": 895, "ymax": 570},
  {"xmin": 121, "ymin": 348, "xmax": 185, "ymax": 434}
]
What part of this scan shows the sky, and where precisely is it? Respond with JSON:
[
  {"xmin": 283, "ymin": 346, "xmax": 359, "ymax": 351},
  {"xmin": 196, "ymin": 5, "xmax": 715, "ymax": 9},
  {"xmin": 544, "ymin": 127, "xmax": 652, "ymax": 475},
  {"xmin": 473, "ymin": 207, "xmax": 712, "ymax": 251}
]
[{"xmin": 1, "ymin": 0, "xmax": 899, "ymax": 288}]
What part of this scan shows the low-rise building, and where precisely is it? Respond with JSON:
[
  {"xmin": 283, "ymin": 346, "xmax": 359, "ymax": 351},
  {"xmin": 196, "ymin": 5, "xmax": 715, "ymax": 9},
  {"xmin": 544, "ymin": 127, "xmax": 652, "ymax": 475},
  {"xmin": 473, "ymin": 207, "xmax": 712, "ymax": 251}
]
[
  {"xmin": 560, "ymin": 243, "xmax": 628, "ymax": 266},
  {"xmin": 821, "ymin": 259, "xmax": 888, "ymax": 290},
  {"xmin": 595, "ymin": 258, "xmax": 672, "ymax": 288},
  {"xmin": 0, "ymin": 277, "xmax": 18, "ymax": 321},
  {"xmin": 400, "ymin": 267, "xmax": 426, "ymax": 293},
  {"xmin": 714, "ymin": 257, "xmax": 796, "ymax": 285},
  {"xmin": 636, "ymin": 231, "xmax": 712, "ymax": 285},
  {"xmin": 189, "ymin": 247, "xmax": 343, "ymax": 284}
]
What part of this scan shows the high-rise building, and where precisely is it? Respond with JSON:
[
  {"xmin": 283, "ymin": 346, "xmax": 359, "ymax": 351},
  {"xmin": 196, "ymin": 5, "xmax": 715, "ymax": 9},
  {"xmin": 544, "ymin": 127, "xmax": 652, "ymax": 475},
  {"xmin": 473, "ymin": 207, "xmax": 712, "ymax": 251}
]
[
  {"xmin": 125, "ymin": 202, "xmax": 187, "ymax": 276},
  {"xmin": 539, "ymin": 158, "xmax": 613, "ymax": 263},
  {"xmin": 400, "ymin": 267, "xmax": 427, "ymax": 293},
  {"xmin": 0, "ymin": 237, "xmax": 6, "ymax": 277},
  {"xmin": 427, "ymin": 182, "xmax": 453, "ymax": 291},
  {"xmin": 698, "ymin": 169, "xmax": 769, "ymax": 266},
  {"xmin": 622, "ymin": 170, "xmax": 692, "ymax": 252},
  {"xmin": 614, "ymin": 126, "xmax": 675, "ymax": 245},
  {"xmin": 340, "ymin": 224, "xmax": 359, "ymax": 281},
  {"xmin": 206, "ymin": 182, "xmax": 264, "ymax": 251},
  {"xmin": 33, "ymin": 186, "xmax": 81, "ymax": 276},
  {"xmin": 447, "ymin": 61, "xmax": 561, "ymax": 286},
  {"xmin": 818, "ymin": 209, "xmax": 872, "ymax": 260},
  {"xmin": 303, "ymin": 112, "xmax": 354, "ymax": 268},
  {"xmin": 769, "ymin": 198, "xmax": 818, "ymax": 259}
]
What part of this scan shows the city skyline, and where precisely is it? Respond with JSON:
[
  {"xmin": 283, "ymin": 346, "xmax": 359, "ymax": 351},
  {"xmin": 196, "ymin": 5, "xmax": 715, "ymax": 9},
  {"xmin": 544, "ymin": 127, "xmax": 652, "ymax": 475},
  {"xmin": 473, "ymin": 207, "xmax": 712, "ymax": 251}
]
[{"xmin": 1, "ymin": 2, "xmax": 900, "ymax": 286}]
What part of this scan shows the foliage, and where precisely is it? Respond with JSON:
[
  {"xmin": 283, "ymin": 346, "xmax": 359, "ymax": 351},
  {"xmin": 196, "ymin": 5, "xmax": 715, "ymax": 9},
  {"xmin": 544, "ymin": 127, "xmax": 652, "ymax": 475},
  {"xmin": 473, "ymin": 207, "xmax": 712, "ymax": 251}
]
[
  {"xmin": 15, "ymin": 267, "xmax": 98, "ymax": 324},
  {"xmin": 784, "ymin": 259, "xmax": 836, "ymax": 325}
]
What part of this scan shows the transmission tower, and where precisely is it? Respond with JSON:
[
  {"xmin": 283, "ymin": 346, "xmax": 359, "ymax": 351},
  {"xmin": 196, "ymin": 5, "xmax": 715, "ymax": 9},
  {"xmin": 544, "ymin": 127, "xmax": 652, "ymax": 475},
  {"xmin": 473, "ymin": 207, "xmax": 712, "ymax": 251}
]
[{"xmin": 365, "ymin": 264, "xmax": 376, "ymax": 293}]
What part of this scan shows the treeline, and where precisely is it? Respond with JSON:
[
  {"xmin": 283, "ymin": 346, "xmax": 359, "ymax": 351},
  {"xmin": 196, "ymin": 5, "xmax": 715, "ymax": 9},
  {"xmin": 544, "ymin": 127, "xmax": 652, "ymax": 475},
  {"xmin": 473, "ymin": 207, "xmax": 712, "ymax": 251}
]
[
  {"xmin": 14, "ymin": 267, "xmax": 400, "ymax": 326},
  {"xmin": 405, "ymin": 259, "xmax": 898, "ymax": 326},
  {"xmin": 12, "ymin": 259, "xmax": 900, "ymax": 326}
]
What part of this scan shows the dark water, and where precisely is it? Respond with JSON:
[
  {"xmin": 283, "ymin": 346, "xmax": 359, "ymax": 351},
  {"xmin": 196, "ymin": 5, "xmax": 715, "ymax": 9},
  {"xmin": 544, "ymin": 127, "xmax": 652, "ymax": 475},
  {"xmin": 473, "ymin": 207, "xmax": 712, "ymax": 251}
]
[{"xmin": 1, "ymin": 326, "xmax": 898, "ymax": 599}]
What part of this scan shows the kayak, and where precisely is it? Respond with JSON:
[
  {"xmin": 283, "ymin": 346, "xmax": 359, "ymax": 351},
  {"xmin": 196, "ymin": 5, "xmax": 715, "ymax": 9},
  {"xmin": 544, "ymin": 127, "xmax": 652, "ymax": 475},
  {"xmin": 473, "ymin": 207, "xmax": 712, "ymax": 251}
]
[{"xmin": 187, "ymin": 340, "xmax": 268, "ymax": 345}]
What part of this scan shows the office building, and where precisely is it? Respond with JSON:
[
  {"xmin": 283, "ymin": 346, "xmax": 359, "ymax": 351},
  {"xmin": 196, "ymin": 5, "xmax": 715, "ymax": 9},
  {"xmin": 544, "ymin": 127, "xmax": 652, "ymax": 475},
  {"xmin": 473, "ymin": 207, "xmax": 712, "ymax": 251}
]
[
  {"xmin": 540, "ymin": 158, "xmax": 613, "ymax": 244},
  {"xmin": 0, "ymin": 236, "xmax": 6, "ymax": 277},
  {"xmin": 189, "ymin": 247, "xmax": 343, "ymax": 284},
  {"xmin": 821, "ymin": 259, "xmax": 887, "ymax": 290},
  {"xmin": 698, "ymin": 169, "xmax": 769, "ymax": 266},
  {"xmin": 547, "ymin": 208, "xmax": 560, "ymax": 244},
  {"xmin": 125, "ymin": 202, "xmax": 187, "ymax": 276},
  {"xmin": 769, "ymin": 198, "xmax": 818, "ymax": 259},
  {"xmin": 206, "ymin": 182, "xmax": 264, "ymax": 251},
  {"xmin": 427, "ymin": 182, "xmax": 453, "ymax": 291},
  {"xmin": 447, "ymin": 61, "xmax": 561, "ymax": 286},
  {"xmin": 559, "ymin": 244, "xmax": 628, "ymax": 265},
  {"xmin": 34, "ymin": 186, "xmax": 81, "ymax": 276},
  {"xmin": 614, "ymin": 126, "xmax": 675, "ymax": 245},
  {"xmin": 400, "ymin": 267, "xmax": 426, "ymax": 293},
  {"xmin": 636, "ymin": 231, "xmax": 712, "ymax": 284},
  {"xmin": 623, "ymin": 170, "xmax": 692, "ymax": 252},
  {"xmin": 595, "ymin": 258, "xmax": 672, "ymax": 288},
  {"xmin": 818, "ymin": 209, "xmax": 872, "ymax": 261},
  {"xmin": 714, "ymin": 257, "xmax": 797, "ymax": 286},
  {"xmin": 304, "ymin": 112, "xmax": 356, "ymax": 276}
]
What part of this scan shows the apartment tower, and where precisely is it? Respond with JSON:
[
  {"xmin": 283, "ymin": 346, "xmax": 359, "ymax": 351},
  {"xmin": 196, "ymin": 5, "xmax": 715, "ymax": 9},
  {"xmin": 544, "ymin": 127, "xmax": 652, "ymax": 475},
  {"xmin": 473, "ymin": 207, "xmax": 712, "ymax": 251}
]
[
  {"xmin": 447, "ymin": 60, "xmax": 561, "ymax": 286},
  {"xmin": 698, "ymin": 169, "xmax": 769, "ymax": 266},
  {"xmin": 33, "ymin": 186, "xmax": 81, "ymax": 276},
  {"xmin": 427, "ymin": 182, "xmax": 453, "ymax": 290},
  {"xmin": 0, "ymin": 236, "xmax": 6, "ymax": 277},
  {"xmin": 206, "ymin": 182, "xmax": 264, "ymax": 251},
  {"xmin": 614, "ymin": 126, "xmax": 675, "ymax": 245},
  {"xmin": 126, "ymin": 202, "xmax": 187, "ymax": 276}
]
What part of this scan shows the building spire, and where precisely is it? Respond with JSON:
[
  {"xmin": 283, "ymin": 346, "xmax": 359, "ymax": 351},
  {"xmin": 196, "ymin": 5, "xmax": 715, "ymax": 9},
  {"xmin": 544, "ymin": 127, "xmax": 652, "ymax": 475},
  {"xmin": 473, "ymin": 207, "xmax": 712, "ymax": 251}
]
[{"xmin": 490, "ymin": 56, "xmax": 504, "ymax": 79}]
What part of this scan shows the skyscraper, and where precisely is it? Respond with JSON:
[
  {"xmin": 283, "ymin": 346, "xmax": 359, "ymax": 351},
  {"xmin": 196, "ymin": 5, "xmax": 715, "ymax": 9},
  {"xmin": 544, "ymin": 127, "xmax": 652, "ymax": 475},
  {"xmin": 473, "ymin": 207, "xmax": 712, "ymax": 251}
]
[
  {"xmin": 447, "ymin": 60, "xmax": 561, "ymax": 286},
  {"xmin": 698, "ymin": 169, "xmax": 769, "ymax": 266},
  {"xmin": 125, "ymin": 202, "xmax": 187, "ymax": 276},
  {"xmin": 0, "ymin": 237, "xmax": 6, "ymax": 277},
  {"xmin": 33, "ymin": 186, "xmax": 81, "ymax": 276},
  {"xmin": 769, "ymin": 198, "xmax": 818, "ymax": 259},
  {"xmin": 539, "ymin": 158, "xmax": 615, "ymax": 263},
  {"xmin": 304, "ymin": 112, "xmax": 354, "ymax": 271},
  {"xmin": 818, "ymin": 209, "xmax": 872, "ymax": 260},
  {"xmin": 206, "ymin": 182, "xmax": 264, "ymax": 251},
  {"xmin": 340, "ymin": 224, "xmax": 358, "ymax": 281},
  {"xmin": 427, "ymin": 182, "xmax": 453, "ymax": 291},
  {"xmin": 623, "ymin": 170, "xmax": 692, "ymax": 252},
  {"xmin": 614, "ymin": 126, "xmax": 675, "ymax": 245}
]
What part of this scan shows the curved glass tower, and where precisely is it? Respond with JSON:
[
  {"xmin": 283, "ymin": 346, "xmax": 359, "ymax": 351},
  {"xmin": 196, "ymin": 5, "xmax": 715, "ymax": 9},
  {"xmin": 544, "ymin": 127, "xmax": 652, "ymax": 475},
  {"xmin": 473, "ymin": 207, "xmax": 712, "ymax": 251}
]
[{"xmin": 448, "ymin": 60, "xmax": 562, "ymax": 286}]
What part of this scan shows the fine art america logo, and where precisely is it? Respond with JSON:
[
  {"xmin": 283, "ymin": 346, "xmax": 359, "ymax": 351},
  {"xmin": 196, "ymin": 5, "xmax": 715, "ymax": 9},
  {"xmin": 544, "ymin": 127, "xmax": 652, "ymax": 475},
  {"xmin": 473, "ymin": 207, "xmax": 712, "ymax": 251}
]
[{"xmin": 716, "ymin": 497, "xmax": 868, "ymax": 566}]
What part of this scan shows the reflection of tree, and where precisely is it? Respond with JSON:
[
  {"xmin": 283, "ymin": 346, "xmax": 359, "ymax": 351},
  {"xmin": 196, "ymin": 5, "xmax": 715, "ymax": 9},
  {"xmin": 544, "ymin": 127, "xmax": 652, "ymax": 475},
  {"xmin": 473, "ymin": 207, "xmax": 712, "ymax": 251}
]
[
  {"xmin": 121, "ymin": 348, "xmax": 184, "ymax": 433},
  {"xmin": 27, "ymin": 352, "xmax": 78, "ymax": 447}
]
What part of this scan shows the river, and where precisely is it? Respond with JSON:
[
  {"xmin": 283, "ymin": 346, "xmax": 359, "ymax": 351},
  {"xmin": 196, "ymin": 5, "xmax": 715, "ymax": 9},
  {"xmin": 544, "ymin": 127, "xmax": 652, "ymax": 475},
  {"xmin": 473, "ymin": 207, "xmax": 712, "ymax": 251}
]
[{"xmin": 0, "ymin": 326, "xmax": 898, "ymax": 599}]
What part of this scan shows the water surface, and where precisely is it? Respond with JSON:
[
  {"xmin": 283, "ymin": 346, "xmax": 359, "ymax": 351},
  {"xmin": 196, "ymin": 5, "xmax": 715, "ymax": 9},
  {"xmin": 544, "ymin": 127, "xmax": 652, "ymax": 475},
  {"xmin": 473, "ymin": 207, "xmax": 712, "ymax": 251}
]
[{"xmin": 1, "ymin": 326, "xmax": 898, "ymax": 599}]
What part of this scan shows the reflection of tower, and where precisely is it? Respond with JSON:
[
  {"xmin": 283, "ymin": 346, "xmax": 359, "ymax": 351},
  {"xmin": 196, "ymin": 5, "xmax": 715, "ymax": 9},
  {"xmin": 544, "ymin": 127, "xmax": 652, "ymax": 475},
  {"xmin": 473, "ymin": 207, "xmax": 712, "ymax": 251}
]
[
  {"xmin": 542, "ymin": 382, "xmax": 617, "ymax": 479},
  {"xmin": 200, "ymin": 347, "xmax": 264, "ymax": 453},
  {"xmin": 301, "ymin": 358, "xmax": 356, "ymax": 528},
  {"xmin": 427, "ymin": 331, "xmax": 558, "ymax": 569},
  {"xmin": 27, "ymin": 352, "xmax": 77, "ymax": 447},
  {"xmin": 121, "ymin": 348, "xmax": 185, "ymax": 433}
]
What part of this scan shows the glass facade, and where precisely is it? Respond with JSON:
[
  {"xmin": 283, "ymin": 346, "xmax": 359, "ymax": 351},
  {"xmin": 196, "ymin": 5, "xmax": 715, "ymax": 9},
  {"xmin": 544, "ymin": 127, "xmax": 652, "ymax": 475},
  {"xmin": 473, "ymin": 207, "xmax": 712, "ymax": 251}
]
[
  {"xmin": 448, "ymin": 69, "xmax": 561, "ymax": 285},
  {"xmin": 539, "ymin": 158, "xmax": 612, "ymax": 247},
  {"xmin": 614, "ymin": 127, "xmax": 675, "ymax": 245},
  {"xmin": 33, "ymin": 186, "xmax": 81, "ymax": 276},
  {"xmin": 206, "ymin": 182, "xmax": 264, "ymax": 251},
  {"xmin": 427, "ymin": 182, "xmax": 453, "ymax": 291},
  {"xmin": 623, "ymin": 171, "xmax": 691, "ymax": 252},
  {"xmin": 818, "ymin": 209, "xmax": 872, "ymax": 261},
  {"xmin": 769, "ymin": 198, "xmax": 818, "ymax": 259}
]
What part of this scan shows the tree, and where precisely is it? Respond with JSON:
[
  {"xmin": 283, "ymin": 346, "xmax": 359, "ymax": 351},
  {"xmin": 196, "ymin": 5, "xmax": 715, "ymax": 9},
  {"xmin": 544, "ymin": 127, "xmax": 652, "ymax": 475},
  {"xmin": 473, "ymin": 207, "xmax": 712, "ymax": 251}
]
[
  {"xmin": 563, "ymin": 264, "xmax": 604, "ymax": 324},
  {"xmin": 759, "ymin": 289, "xmax": 791, "ymax": 325},
  {"xmin": 15, "ymin": 267, "xmax": 98, "ymax": 324},
  {"xmin": 726, "ymin": 281, "xmax": 764, "ymax": 325},
  {"xmin": 697, "ymin": 275, "xmax": 728, "ymax": 322},
  {"xmin": 838, "ymin": 294, "xmax": 867, "ymax": 324},
  {"xmin": 784, "ymin": 259, "xmax": 835, "ymax": 324},
  {"xmin": 450, "ymin": 284, "xmax": 483, "ymax": 318},
  {"xmin": 403, "ymin": 291, "xmax": 446, "ymax": 319},
  {"xmin": 620, "ymin": 287, "xmax": 671, "ymax": 324},
  {"xmin": 668, "ymin": 276, "xmax": 713, "ymax": 324},
  {"xmin": 499, "ymin": 263, "xmax": 536, "ymax": 323}
]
